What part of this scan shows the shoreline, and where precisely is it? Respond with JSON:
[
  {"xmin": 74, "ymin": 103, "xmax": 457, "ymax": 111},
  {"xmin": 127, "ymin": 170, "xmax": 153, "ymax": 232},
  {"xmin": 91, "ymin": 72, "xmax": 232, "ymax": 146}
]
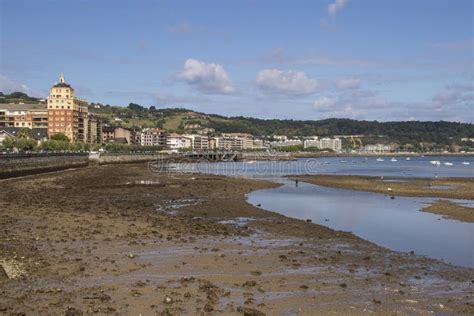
[
  {"xmin": 289, "ymin": 152, "xmax": 474, "ymax": 159},
  {"xmin": 291, "ymin": 174, "xmax": 474, "ymax": 223},
  {"xmin": 1, "ymin": 164, "xmax": 473, "ymax": 314}
]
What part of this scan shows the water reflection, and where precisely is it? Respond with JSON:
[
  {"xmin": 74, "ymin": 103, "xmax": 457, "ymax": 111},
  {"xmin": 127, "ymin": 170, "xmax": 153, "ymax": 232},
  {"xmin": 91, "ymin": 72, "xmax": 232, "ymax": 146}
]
[{"xmin": 247, "ymin": 179, "xmax": 474, "ymax": 268}]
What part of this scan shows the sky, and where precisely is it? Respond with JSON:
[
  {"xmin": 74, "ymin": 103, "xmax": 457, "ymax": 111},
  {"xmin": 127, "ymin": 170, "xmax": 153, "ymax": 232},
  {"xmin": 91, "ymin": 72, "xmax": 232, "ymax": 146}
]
[{"xmin": 0, "ymin": 0, "xmax": 473, "ymax": 122}]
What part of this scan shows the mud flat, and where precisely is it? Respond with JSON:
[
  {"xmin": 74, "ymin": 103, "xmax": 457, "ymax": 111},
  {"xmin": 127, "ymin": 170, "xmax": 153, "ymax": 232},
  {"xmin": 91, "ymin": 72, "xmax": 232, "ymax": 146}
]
[
  {"xmin": 0, "ymin": 164, "xmax": 473, "ymax": 314},
  {"xmin": 421, "ymin": 200, "xmax": 474, "ymax": 223}
]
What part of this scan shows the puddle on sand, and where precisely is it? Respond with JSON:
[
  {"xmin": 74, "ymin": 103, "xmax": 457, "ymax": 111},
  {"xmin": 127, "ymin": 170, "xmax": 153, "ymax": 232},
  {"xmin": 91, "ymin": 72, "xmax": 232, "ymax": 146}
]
[
  {"xmin": 427, "ymin": 185, "xmax": 452, "ymax": 190},
  {"xmin": 382, "ymin": 179, "xmax": 408, "ymax": 183},
  {"xmin": 218, "ymin": 217, "xmax": 255, "ymax": 227},
  {"xmin": 125, "ymin": 180, "xmax": 162, "ymax": 185},
  {"xmin": 156, "ymin": 198, "xmax": 204, "ymax": 215}
]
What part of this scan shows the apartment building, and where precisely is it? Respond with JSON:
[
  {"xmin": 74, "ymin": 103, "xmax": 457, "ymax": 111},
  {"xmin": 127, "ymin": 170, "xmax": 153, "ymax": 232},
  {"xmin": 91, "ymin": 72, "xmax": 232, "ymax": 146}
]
[
  {"xmin": 320, "ymin": 137, "xmax": 342, "ymax": 151},
  {"xmin": 215, "ymin": 133, "xmax": 257, "ymax": 150},
  {"xmin": 271, "ymin": 139, "xmax": 303, "ymax": 147},
  {"xmin": 184, "ymin": 134, "xmax": 210, "ymax": 150},
  {"xmin": 47, "ymin": 74, "xmax": 89, "ymax": 142},
  {"xmin": 138, "ymin": 128, "xmax": 167, "ymax": 147},
  {"xmin": 0, "ymin": 103, "xmax": 48, "ymax": 129},
  {"xmin": 166, "ymin": 133, "xmax": 192, "ymax": 150},
  {"xmin": 363, "ymin": 144, "xmax": 394, "ymax": 152},
  {"xmin": 303, "ymin": 137, "xmax": 342, "ymax": 151}
]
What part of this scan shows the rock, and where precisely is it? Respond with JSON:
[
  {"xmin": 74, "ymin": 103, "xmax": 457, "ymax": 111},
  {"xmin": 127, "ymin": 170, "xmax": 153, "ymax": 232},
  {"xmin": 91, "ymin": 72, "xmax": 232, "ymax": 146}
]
[
  {"xmin": 243, "ymin": 280, "xmax": 257, "ymax": 287},
  {"xmin": 128, "ymin": 253, "xmax": 136, "ymax": 259},
  {"xmin": 250, "ymin": 271, "xmax": 262, "ymax": 276},
  {"xmin": 372, "ymin": 299, "xmax": 382, "ymax": 304},
  {"xmin": 237, "ymin": 306, "xmax": 266, "ymax": 316},
  {"xmin": 339, "ymin": 283, "xmax": 347, "ymax": 288},
  {"xmin": 300, "ymin": 284, "xmax": 309, "ymax": 289},
  {"xmin": 203, "ymin": 303, "xmax": 214, "ymax": 312},
  {"xmin": 306, "ymin": 219, "xmax": 312, "ymax": 223},
  {"xmin": 0, "ymin": 265, "xmax": 8, "ymax": 281},
  {"xmin": 65, "ymin": 307, "xmax": 83, "ymax": 316},
  {"xmin": 163, "ymin": 295, "xmax": 174, "ymax": 304}
]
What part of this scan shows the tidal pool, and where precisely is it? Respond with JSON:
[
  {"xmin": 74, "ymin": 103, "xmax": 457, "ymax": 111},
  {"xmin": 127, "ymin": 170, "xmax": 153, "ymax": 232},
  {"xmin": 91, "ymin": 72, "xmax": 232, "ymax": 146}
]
[{"xmin": 247, "ymin": 179, "xmax": 474, "ymax": 268}]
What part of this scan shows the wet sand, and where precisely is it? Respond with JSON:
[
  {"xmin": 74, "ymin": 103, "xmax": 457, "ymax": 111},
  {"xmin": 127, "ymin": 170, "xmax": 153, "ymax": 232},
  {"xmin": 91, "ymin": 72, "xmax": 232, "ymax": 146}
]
[
  {"xmin": 1, "ymin": 164, "xmax": 473, "ymax": 315},
  {"xmin": 421, "ymin": 200, "xmax": 474, "ymax": 223}
]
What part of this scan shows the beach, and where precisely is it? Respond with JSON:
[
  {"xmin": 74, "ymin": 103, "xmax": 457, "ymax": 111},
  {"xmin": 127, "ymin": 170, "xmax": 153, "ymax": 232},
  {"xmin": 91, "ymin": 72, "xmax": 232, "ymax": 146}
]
[{"xmin": 0, "ymin": 163, "xmax": 473, "ymax": 315}]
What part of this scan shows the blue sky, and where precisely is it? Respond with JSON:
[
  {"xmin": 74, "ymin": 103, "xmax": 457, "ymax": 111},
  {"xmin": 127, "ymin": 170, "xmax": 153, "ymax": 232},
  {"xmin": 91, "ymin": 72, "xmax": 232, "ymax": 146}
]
[{"xmin": 1, "ymin": 0, "xmax": 473, "ymax": 121}]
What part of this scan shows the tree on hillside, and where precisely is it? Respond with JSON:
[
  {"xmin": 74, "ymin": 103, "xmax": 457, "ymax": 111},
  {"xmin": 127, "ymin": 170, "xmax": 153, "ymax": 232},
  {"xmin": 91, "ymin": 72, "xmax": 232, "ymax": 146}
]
[
  {"xmin": 8, "ymin": 92, "xmax": 29, "ymax": 99},
  {"xmin": 128, "ymin": 103, "xmax": 145, "ymax": 112}
]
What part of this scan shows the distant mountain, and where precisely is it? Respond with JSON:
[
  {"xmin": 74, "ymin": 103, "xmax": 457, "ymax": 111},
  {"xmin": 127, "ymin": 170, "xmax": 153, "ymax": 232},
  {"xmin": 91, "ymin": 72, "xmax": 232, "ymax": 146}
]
[{"xmin": 0, "ymin": 91, "xmax": 45, "ymax": 104}]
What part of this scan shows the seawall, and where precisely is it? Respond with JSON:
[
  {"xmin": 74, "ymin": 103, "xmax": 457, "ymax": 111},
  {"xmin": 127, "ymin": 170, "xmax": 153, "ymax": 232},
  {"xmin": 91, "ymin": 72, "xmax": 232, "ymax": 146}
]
[
  {"xmin": 95, "ymin": 153, "xmax": 171, "ymax": 164},
  {"xmin": 0, "ymin": 153, "xmax": 89, "ymax": 179}
]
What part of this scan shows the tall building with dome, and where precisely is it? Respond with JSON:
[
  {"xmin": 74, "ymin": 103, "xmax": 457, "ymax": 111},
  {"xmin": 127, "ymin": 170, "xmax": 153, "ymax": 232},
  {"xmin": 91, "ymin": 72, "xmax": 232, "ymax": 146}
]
[{"xmin": 47, "ymin": 74, "xmax": 88, "ymax": 142}]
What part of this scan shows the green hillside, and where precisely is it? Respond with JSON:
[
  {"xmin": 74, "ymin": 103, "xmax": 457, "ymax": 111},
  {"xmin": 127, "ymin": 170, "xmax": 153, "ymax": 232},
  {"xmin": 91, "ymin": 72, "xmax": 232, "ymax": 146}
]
[
  {"xmin": 88, "ymin": 101, "xmax": 474, "ymax": 151},
  {"xmin": 0, "ymin": 92, "xmax": 45, "ymax": 104},
  {"xmin": 2, "ymin": 91, "xmax": 473, "ymax": 151}
]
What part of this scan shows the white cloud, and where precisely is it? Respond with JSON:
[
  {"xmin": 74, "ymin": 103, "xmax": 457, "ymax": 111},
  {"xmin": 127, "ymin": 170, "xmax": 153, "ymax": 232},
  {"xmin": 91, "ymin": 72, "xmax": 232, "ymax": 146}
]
[
  {"xmin": 177, "ymin": 59, "xmax": 235, "ymax": 94},
  {"xmin": 0, "ymin": 74, "xmax": 33, "ymax": 95},
  {"xmin": 167, "ymin": 23, "xmax": 192, "ymax": 34},
  {"xmin": 313, "ymin": 96, "xmax": 335, "ymax": 110},
  {"xmin": 336, "ymin": 78, "xmax": 360, "ymax": 90},
  {"xmin": 328, "ymin": 0, "xmax": 348, "ymax": 17},
  {"xmin": 256, "ymin": 69, "xmax": 321, "ymax": 96},
  {"xmin": 310, "ymin": 82, "xmax": 474, "ymax": 122}
]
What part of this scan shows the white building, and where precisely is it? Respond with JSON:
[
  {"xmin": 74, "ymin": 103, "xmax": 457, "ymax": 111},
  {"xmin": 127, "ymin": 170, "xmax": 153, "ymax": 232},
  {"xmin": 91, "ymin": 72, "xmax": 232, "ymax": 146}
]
[
  {"xmin": 363, "ymin": 144, "xmax": 393, "ymax": 152},
  {"xmin": 138, "ymin": 128, "xmax": 167, "ymax": 147},
  {"xmin": 215, "ymin": 133, "xmax": 256, "ymax": 150},
  {"xmin": 271, "ymin": 139, "xmax": 303, "ymax": 147},
  {"xmin": 303, "ymin": 137, "xmax": 342, "ymax": 152},
  {"xmin": 273, "ymin": 135, "xmax": 288, "ymax": 142},
  {"xmin": 184, "ymin": 134, "xmax": 210, "ymax": 150},
  {"xmin": 166, "ymin": 133, "xmax": 192, "ymax": 150}
]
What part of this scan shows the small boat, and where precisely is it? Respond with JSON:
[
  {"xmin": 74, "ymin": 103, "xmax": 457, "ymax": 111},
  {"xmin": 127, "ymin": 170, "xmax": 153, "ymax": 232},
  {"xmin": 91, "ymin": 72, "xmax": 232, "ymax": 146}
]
[
  {"xmin": 376, "ymin": 158, "xmax": 384, "ymax": 162},
  {"xmin": 444, "ymin": 162, "xmax": 453, "ymax": 166},
  {"xmin": 391, "ymin": 158, "xmax": 397, "ymax": 162},
  {"xmin": 462, "ymin": 162, "xmax": 470, "ymax": 165},
  {"xmin": 246, "ymin": 160, "xmax": 256, "ymax": 164},
  {"xmin": 430, "ymin": 160, "xmax": 441, "ymax": 166},
  {"xmin": 406, "ymin": 157, "xmax": 411, "ymax": 161}
]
